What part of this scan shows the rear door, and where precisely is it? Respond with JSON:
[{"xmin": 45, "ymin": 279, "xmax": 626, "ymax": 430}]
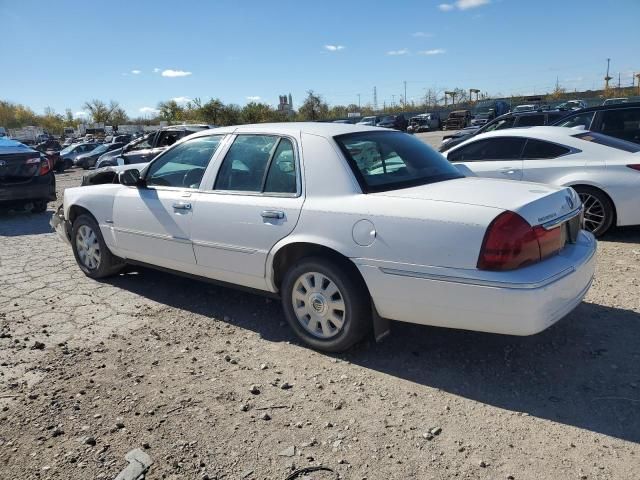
[
  {"xmin": 596, "ymin": 107, "xmax": 640, "ymax": 144},
  {"xmin": 520, "ymin": 138, "xmax": 584, "ymax": 184},
  {"xmin": 190, "ymin": 134, "xmax": 304, "ymax": 289},
  {"xmin": 447, "ymin": 137, "xmax": 526, "ymax": 180}
]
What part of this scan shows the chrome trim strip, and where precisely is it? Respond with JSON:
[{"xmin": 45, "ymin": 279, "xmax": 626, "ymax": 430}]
[
  {"xmin": 541, "ymin": 207, "xmax": 582, "ymax": 230},
  {"xmin": 112, "ymin": 226, "xmax": 191, "ymax": 244},
  {"xmin": 379, "ymin": 266, "xmax": 575, "ymax": 290},
  {"xmin": 192, "ymin": 239, "xmax": 258, "ymax": 254}
]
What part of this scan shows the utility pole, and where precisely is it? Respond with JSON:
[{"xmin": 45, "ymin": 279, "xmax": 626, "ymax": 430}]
[
  {"xmin": 391, "ymin": 94, "xmax": 396, "ymax": 107},
  {"xmin": 403, "ymin": 81, "xmax": 407, "ymax": 111},
  {"xmin": 636, "ymin": 73, "xmax": 640, "ymax": 95},
  {"xmin": 604, "ymin": 58, "xmax": 612, "ymax": 91},
  {"xmin": 373, "ymin": 86, "xmax": 378, "ymax": 112},
  {"xmin": 357, "ymin": 93, "xmax": 361, "ymax": 110}
]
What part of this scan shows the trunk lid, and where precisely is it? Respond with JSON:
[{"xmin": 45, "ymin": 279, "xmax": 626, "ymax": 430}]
[
  {"xmin": 0, "ymin": 150, "xmax": 42, "ymax": 184},
  {"xmin": 374, "ymin": 177, "xmax": 581, "ymax": 227}
]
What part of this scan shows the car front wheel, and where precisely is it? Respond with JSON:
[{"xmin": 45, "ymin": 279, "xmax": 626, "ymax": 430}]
[
  {"xmin": 281, "ymin": 257, "xmax": 371, "ymax": 352},
  {"xmin": 71, "ymin": 214, "xmax": 123, "ymax": 278}
]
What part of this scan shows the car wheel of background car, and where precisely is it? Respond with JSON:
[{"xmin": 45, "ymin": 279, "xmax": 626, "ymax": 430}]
[
  {"xmin": 71, "ymin": 214, "xmax": 123, "ymax": 279},
  {"xmin": 55, "ymin": 161, "xmax": 65, "ymax": 173},
  {"xmin": 281, "ymin": 256, "xmax": 371, "ymax": 352},
  {"xmin": 31, "ymin": 200, "xmax": 47, "ymax": 213},
  {"xmin": 574, "ymin": 186, "xmax": 614, "ymax": 237}
]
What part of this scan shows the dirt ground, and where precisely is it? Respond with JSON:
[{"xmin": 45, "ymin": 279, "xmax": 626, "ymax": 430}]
[{"xmin": 1, "ymin": 135, "xmax": 639, "ymax": 480}]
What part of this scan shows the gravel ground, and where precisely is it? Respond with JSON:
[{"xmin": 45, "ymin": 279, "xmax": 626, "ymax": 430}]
[{"xmin": 1, "ymin": 134, "xmax": 639, "ymax": 480}]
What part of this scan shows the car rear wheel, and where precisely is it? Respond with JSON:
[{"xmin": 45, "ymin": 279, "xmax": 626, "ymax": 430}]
[
  {"xmin": 575, "ymin": 186, "xmax": 614, "ymax": 237},
  {"xmin": 281, "ymin": 257, "xmax": 371, "ymax": 352},
  {"xmin": 71, "ymin": 214, "xmax": 123, "ymax": 279}
]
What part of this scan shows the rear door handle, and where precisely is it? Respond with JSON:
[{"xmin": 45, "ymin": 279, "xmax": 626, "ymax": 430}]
[
  {"xmin": 172, "ymin": 202, "xmax": 192, "ymax": 210},
  {"xmin": 261, "ymin": 210, "xmax": 284, "ymax": 219}
]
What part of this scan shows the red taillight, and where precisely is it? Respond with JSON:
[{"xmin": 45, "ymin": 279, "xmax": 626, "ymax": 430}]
[
  {"xmin": 478, "ymin": 211, "xmax": 563, "ymax": 271},
  {"xmin": 627, "ymin": 164, "xmax": 640, "ymax": 171},
  {"xmin": 39, "ymin": 158, "xmax": 52, "ymax": 175}
]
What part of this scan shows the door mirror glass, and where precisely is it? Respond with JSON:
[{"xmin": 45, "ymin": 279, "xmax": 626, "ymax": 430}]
[{"xmin": 119, "ymin": 169, "xmax": 141, "ymax": 186}]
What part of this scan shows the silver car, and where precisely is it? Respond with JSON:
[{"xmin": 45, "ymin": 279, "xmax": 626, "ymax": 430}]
[{"xmin": 59, "ymin": 143, "xmax": 100, "ymax": 169}]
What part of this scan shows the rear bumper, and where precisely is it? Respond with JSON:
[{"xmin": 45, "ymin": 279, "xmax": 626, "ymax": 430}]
[
  {"xmin": 0, "ymin": 173, "xmax": 56, "ymax": 205},
  {"xmin": 356, "ymin": 231, "xmax": 597, "ymax": 336}
]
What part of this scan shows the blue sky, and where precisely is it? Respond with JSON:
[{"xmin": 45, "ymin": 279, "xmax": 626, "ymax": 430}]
[{"xmin": 2, "ymin": 0, "xmax": 639, "ymax": 118}]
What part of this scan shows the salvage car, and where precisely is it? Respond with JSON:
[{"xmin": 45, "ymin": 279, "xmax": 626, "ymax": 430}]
[
  {"xmin": 80, "ymin": 163, "xmax": 150, "ymax": 186},
  {"xmin": 443, "ymin": 110, "xmax": 471, "ymax": 130},
  {"xmin": 74, "ymin": 142, "xmax": 126, "ymax": 169},
  {"xmin": 52, "ymin": 123, "xmax": 596, "ymax": 352},
  {"xmin": 407, "ymin": 113, "xmax": 441, "ymax": 133},
  {"xmin": 60, "ymin": 143, "xmax": 101, "ymax": 169},
  {"xmin": 445, "ymin": 126, "xmax": 640, "ymax": 236},
  {"xmin": 1, "ymin": 138, "xmax": 56, "ymax": 212}
]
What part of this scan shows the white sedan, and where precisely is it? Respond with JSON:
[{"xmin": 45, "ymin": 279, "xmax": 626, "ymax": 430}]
[
  {"xmin": 444, "ymin": 126, "xmax": 640, "ymax": 236},
  {"xmin": 52, "ymin": 123, "xmax": 596, "ymax": 352}
]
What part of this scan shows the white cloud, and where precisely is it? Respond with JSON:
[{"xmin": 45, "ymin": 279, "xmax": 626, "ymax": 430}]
[
  {"xmin": 439, "ymin": 0, "xmax": 490, "ymax": 11},
  {"xmin": 246, "ymin": 96, "xmax": 261, "ymax": 102},
  {"xmin": 412, "ymin": 31, "xmax": 434, "ymax": 37},
  {"xmin": 419, "ymin": 49, "xmax": 446, "ymax": 55},
  {"xmin": 387, "ymin": 49, "xmax": 409, "ymax": 56},
  {"xmin": 171, "ymin": 96, "xmax": 192, "ymax": 104},
  {"xmin": 456, "ymin": 0, "xmax": 490, "ymax": 9},
  {"xmin": 131, "ymin": 69, "xmax": 141, "ymax": 75},
  {"xmin": 153, "ymin": 67, "xmax": 160, "ymax": 73},
  {"xmin": 324, "ymin": 44, "xmax": 345, "ymax": 52},
  {"xmin": 139, "ymin": 107, "xmax": 159, "ymax": 115},
  {"xmin": 161, "ymin": 69, "xmax": 192, "ymax": 77}
]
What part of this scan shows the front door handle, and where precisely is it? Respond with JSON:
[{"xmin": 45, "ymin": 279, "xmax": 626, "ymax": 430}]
[
  {"xmin": 261, "ymin": 210, "xmax": 284, "ymax": 219},
  {"xmin": 172, "ymin": 202, "xmax": 192, "ymax": 210}
]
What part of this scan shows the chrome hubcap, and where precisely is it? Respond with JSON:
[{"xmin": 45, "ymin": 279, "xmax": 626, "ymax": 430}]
[
  {"xmin": 75, "ymin": 224, "xmax": 101, "ymax": 270},
  {"xmin": 292, "ymin": 272, "xmax": 346, "ymax": 339},
  {"xmin": 579, "ymin": 193, "xmax": 605, "ymax": 233}
]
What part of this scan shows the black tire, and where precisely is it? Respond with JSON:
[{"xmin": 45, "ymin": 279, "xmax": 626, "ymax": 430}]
[
  {"xmin": 574, "ymin": 186, "xmax": 614, "ymax": 237},
  {"xmin": 31, "ymin": 200, "xmax": 48, "ymax": 213},
  {"xmin": 71, "ymin": 214, "xmax": 123, "ymax": 279},
  {"xmin": 281, "ymin": 256, "xmax": 371, "ymax": 352},
  {"xmin": 55, "ymin": 161, "xmax": 64, "ymax": 173},
  {"xmin": 64, "ymin": 159, "xmax": 73, "ymax": 169}
]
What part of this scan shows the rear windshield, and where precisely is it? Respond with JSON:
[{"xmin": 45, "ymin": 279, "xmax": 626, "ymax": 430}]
[
  {"xmin": 573, "ymin": 132, "xmax": 640, "ymax": 153},
  {"xmin": 334, "ymin": 131, "xmax": 464, "ymax": 193}
]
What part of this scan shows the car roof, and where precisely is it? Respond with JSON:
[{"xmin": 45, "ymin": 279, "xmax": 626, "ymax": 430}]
[
  {"xmin": 570, "ymin": 100, "xmax": 639, "ymax": 112},
  {"xmin": 187, "ymin": 122, "xmax": 383, "ymax": 139},
  {"xmin": 470, "ymin": 126, "xmax": 586, "ymax": 142}
]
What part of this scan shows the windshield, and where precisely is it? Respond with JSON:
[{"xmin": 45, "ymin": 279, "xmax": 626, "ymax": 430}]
[
  {"xmin": 360, "ymin": 116, "xmax": 376, "ymax": 123},
  {"xmin": 334, "ymin": 131, "xmax": 464, "ymax": 193},
  {"xmin": 60, "ymin": 145, "xmax": 76, "ymax": 154}
]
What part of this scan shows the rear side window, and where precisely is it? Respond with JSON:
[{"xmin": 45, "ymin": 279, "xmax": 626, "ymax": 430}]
[
  {"xmin": 215, "ymin": 135, "xmax": 278, "ymax": 191},
  {"xmin": 335, "ymin": 131, "xmax": 463, "ymax": 192},
  {"xmin": 448, "ymin": 137, "xmax": 526, "ymax": 162},
  {"xmin": 482, "ymin": 116, "xmax": 516, "ymax": 133},
  {"xmin": 546, "ymin": 113, "xmax": 566, "ymax": 123},
  {"xmin": 516, "ymin": 114, "xmax": 545, "ymax": 127},
  {"xmin": 553, "ymin": 112, "xmax": 595, "ymax": 129},
  {"xmin": 522, "ymin": 139, "xmax": 571, "ymax": 159},
  {"xmin": 573, "ymin": 132, "xmax": 640, "ymax": 153}
]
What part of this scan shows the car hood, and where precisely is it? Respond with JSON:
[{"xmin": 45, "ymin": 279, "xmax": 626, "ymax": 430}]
[{"xmin": 373, "ymin": 177, "xmax": 580, "ymax": 227}]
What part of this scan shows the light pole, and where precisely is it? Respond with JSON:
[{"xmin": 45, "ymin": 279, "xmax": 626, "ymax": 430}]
[{"xmin": 357, "ymin": 94, "xmax": 361, "ymax": 110}]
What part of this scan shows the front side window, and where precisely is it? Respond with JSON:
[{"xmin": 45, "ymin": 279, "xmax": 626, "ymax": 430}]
[
  {"xmin": 335, "ymin": 131, "xmax": 463, "ymax": 192},
  {"xmin": 553, "ymin": 112, "xmax": 595, "ymax": 129},
  {"xmin": 214, "ymin": 135, "xmax": 280, "ymax": 192},
  {"xmin": 599, "ymin": 108, "xmax": 640, "ymax": 142},
  {"xmin": 522, "ymin": 139, "xmax": 571, "ymax": 159},
  {"xmin": 146, "ymin": 135, "xmax": 223, "ymax": 188},
  {"xmin": 130, "ymin": 135, "xmax": 154, "ymax": 151},
  {"xmin": 448, "ymin": 137, "xmax": 526, "ymax": 162}
]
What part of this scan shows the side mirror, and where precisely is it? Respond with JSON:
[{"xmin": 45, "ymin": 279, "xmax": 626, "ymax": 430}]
[{"xmin": 119, "ymin": 169, "xmax": 142, "ymax": 187}]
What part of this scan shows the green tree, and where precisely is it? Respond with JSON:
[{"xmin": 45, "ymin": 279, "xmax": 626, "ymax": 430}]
[
  {"xmin": 218, "ymin": 104, "xmax": 242, "ymax": 126},
  {"xmin": 241, "ymin": 102, "xmax": 274, "ymax": 124},
  {"xmin": 157, "ymin": 100, "xmax": 184, "ymax": 122},
  {"xmin": 297, "ymin": 90, "xmax": 329, "ymax": 121},
  {"xmin": 200, "ymin": 98, "xmax": 224, "ymax": 125}
]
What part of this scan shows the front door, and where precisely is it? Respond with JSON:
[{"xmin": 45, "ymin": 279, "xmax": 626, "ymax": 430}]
[
  {"xmin": 448, "ymin": 137, "xmax": 526, "ymax": 180},
  {"xmin": 190, "ymin": 134, "xmax": 304, "ymax": 290},
  {"xmin": 112, "ymin": 134, "xmax": 224, "ymax": 270}
]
